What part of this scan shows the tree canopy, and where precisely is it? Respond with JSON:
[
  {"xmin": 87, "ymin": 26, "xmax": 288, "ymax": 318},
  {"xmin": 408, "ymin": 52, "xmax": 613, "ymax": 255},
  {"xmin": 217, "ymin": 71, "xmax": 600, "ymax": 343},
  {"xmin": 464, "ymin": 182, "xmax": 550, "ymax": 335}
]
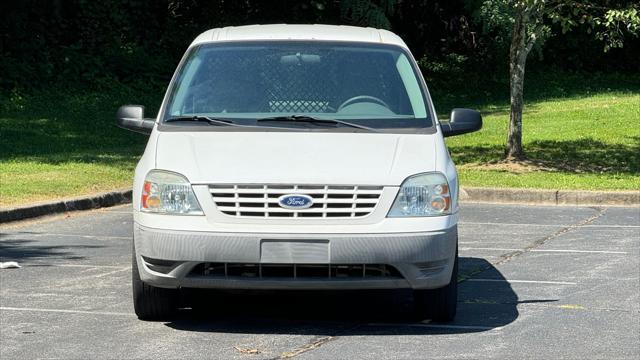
[
  {"xmin": 1, "ymin": 0, "xmax": 638, "ymax": 91},
  {"xmin": 476, "ymin": 0, "xmax": 639, "ymax": 158}
]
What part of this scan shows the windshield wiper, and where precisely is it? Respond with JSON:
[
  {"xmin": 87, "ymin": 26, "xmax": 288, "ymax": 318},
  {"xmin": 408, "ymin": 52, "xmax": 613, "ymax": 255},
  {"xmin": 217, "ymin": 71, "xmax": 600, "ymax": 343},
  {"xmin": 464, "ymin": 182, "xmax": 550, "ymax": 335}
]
[
  {"xmin": 256, "ymin": 115, "xmax": 379, "ymax": 132},
  {"xmin": 165, "ymin": 116, "xmax": 237, "ymax": 126}
]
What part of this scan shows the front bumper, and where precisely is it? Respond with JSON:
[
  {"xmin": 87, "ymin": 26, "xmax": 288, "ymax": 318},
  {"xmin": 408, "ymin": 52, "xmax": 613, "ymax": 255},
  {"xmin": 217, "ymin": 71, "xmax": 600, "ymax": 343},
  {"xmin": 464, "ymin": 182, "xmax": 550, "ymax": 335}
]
[{"xmin": 134, "ymin": 224, "xmax": 457, "ymax": 290}]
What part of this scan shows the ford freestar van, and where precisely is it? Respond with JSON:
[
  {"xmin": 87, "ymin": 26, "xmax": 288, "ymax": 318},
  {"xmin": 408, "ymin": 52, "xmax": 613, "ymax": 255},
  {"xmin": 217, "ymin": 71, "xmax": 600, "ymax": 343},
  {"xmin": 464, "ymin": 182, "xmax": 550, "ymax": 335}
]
[{"xmin": 117, "ymin": 24, "xmax": 482, "ymax": 321}]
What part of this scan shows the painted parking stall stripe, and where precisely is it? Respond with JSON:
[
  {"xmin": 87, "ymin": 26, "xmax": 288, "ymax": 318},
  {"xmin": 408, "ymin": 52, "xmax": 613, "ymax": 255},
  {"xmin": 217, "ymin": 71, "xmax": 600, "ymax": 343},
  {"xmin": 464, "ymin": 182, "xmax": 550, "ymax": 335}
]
[
  {"xmin": 459, "ymin": 221, "xmax": 640, "ymax": 229},
  {"xmin": 366, "ymin": 322, "xmax": 501, "ymax": 331},
  {"xmin": 459, "ymin": 246, "xmax": 629, "ymax": 255},
  {"xmin": 467, "ymin": 279, "xmax": 577, "ymax": 285},
  {"xmin": 0, "ymin": 306, "xmax": 133, "ymax": 317},
  {"xmin": 0, "ymin": 232, "xmax": 132, "ymax": 240}
]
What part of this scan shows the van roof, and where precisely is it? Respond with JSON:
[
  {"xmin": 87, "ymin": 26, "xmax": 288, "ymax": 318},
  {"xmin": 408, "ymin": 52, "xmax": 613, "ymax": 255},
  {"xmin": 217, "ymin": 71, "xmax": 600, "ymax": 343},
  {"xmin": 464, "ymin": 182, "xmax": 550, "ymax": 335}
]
[{"xmin": 190, "ymin": 24, "xmax": 408, "ymax": 49}]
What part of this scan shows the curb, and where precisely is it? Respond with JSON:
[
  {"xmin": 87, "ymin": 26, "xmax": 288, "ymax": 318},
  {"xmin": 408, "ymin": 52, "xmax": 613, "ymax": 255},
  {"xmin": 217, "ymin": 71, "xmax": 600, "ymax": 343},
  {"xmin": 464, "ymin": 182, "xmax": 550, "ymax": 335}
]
[
  {"xmin": 1, "ymin": 187, "xmax": 638, "ymax": 224},
  {"xmin": 459, "ymin": 187, "xmax": 640, "ymax": 207},
  {"xmin": 0, "ymin": 189, "xmax": 132, "ymax": 224}
]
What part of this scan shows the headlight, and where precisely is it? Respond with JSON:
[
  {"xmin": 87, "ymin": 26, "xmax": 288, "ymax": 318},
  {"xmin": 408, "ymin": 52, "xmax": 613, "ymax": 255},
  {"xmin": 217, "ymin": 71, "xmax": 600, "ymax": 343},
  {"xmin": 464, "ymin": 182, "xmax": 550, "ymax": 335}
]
[
  {"xmin": 141, "ymin": 170, "xmax": 203, "ymax": 215},
  {"xmin": 387, "ymin": 173, "xmax": 451, "ymax": 217}
]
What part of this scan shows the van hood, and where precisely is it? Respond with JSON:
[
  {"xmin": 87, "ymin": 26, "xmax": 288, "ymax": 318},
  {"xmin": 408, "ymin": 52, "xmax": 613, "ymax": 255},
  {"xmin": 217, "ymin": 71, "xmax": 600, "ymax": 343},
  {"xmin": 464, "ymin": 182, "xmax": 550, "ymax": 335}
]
[{"xmin": 155, "ymin": 131, "xmax": 436, "ymax": 186}]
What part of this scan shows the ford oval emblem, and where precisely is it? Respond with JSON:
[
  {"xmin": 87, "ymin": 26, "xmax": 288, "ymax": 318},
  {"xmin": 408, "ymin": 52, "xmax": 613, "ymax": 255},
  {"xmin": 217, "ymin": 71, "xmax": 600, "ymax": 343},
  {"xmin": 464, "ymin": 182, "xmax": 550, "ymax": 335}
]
[{"xmin": 278, "ymin": 194, "xmax": 313, "ymax": 209}]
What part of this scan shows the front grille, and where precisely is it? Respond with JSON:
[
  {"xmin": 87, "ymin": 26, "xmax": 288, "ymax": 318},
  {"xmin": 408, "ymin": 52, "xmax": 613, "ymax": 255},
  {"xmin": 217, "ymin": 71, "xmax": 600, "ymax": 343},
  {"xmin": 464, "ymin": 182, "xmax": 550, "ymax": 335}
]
[
  {"xmin": 188, "ymin": 263, "xmax": 402, "ymax": 280},
  {"xmin": 209, "ymin": 184, "xmax": 384, "ymax": 218}
]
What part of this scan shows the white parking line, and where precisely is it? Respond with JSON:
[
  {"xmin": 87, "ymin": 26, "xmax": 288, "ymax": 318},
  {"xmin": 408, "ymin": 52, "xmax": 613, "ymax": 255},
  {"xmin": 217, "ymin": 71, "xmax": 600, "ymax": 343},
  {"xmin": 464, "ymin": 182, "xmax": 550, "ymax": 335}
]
[
  {"xmin": 532, "ymin": 249, "xmax": 628, "ymax": 254},
  {"xmin": 459, "ymin": 247, "xmax": 629, "ymax": 254},
  {"xmin": 0, "ymin": 306, "xmax": 133, "ymax": 317},
  {"xmin": 2, "ymin": 232, "xmax": 131, "ymax": 240},
  {"xmin": 366, "ymin": 322, "xmax": 499, "ymax": 331},
  {"xmin": 460, "ymin": 247, "xmax": 521, "ymax": 252},
  {"xmin": 90, "ymin": 267, "xmax": 131, "ymax": 278},
  {"xmin": 459, "ymin": 222, "xmax": 562, "ymax": 228},
  {"xmin": 467, "ymin": 279, "xmax": 577, "ymax": 285},
  {"xmin": 582, "ymin": 224, "xmax": 640, "ymax": 229},
  {"xmin": 30, "ymin": 264, "xmax": 128, "ymax": 269},
  {"xmin": 459, "ymin": 222, "xmax": 640, "ymax": 228}
]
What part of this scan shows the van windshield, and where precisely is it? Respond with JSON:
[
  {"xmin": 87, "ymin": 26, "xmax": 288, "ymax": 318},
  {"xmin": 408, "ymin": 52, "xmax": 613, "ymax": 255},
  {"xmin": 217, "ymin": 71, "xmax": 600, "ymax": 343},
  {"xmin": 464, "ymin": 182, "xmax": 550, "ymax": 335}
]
[{"xmin": 163, "ymin": 41, "xmax": 432, "ymax": 130}]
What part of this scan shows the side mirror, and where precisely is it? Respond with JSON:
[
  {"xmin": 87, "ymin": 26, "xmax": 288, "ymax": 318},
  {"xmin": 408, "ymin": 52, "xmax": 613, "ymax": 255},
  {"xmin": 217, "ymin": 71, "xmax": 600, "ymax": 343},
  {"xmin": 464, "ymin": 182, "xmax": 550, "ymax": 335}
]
[
  {"xmin": 116, "ymin": 105, "xmax": 155, "ymax": 135},
  {"xmin": 441, "ymin": 108, "xmax": 482, "ymax": 137}
]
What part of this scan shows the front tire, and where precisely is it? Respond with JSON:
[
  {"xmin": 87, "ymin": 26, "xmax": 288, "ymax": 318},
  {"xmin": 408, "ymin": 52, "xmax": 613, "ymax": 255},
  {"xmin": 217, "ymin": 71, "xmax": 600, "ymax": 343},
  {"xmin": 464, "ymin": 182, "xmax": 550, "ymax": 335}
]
[
  {"xmin": 413, "ymin": 248, "xmax": 458, "ymax": 322},
  {"xmin": 132, "ymin": 250, "xmax": 179, "ymax": 320}
]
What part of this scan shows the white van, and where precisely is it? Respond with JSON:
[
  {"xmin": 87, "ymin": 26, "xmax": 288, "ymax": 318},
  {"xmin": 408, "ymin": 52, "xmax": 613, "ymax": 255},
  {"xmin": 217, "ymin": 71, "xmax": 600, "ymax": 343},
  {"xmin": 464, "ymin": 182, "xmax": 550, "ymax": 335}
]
[{"xmin": 117, "ymin": 24, "xmax": 482, "ymax": 321}]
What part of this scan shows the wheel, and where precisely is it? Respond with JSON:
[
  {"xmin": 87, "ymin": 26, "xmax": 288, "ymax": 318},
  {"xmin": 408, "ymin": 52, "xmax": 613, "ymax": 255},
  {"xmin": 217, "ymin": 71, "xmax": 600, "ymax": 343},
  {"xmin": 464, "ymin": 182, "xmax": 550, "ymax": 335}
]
[
  {"xmin": 413, "ymin": 248, "xmax": 458, "ymax": 322},
  {"xmin": 132, "ymin": 249, "xmax": 179, "ymax": 320}
]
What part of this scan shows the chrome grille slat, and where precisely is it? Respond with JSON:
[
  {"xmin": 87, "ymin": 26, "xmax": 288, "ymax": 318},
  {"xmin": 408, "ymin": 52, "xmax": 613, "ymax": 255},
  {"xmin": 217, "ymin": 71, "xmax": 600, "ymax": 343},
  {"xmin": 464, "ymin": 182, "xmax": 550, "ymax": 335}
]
[
  {"xmin": 209, "ymin": 184, "xmax": 383, "ymax": 219},
  {"xmin": 220, "ymin": 188, "xmax": 383, "ymax": 195},
  {"xmin": 211, "ymin": 197, "xmax": 379, "ymax": 204},
  {"xmin": 215, "ymin": 206, "xmax": 374, "ymax": 213}
]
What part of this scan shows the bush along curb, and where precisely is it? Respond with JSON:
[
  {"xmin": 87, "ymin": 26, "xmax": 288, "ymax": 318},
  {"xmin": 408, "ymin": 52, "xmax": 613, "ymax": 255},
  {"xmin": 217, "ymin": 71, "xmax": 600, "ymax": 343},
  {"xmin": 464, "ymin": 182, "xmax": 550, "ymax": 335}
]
[
  {"xmin": 0, "ymin": 189, "xmax": 132, "ymax": 224},
  {"xmin": 460, "ymin": 187, "xmax": 640, "ymax": 207},
  {"xmin": 1, "ymin": 187, "xmax": 638, "ymax": 224}
]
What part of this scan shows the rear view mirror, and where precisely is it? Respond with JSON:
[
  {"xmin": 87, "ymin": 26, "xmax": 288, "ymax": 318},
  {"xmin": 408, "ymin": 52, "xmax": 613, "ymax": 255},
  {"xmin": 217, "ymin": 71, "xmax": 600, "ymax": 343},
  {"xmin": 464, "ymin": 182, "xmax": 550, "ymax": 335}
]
[
  {"xmin": 116, "ymin": 105, "xmax": 155, "ymax": 135},
  {"xmin": 280, "ymin": 53, "xmax": 321, "ymax": 65},
  {"xmin": 441, "ymin": 108, "xmax": 482, "ymax": 137}
]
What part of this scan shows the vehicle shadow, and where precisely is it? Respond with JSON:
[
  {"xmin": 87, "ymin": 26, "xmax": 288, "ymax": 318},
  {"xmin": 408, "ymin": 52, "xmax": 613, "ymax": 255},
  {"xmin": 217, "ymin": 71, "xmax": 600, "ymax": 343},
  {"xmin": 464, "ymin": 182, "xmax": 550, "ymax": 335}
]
[
  {"xmin": 165, "ymin": 257, "xmax": 548, "ymax": 335},
  {"xmin": 0, "ymin": 236, "xmax": 100, "ymax": 262}
]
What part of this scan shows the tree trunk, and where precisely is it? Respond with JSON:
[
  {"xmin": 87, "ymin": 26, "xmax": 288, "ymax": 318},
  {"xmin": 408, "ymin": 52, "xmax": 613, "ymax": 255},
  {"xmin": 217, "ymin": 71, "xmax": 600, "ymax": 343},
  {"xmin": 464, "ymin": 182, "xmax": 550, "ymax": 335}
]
[{"xmin": 506, "ymin": 10, "xmax": 529, "ymax": 160}]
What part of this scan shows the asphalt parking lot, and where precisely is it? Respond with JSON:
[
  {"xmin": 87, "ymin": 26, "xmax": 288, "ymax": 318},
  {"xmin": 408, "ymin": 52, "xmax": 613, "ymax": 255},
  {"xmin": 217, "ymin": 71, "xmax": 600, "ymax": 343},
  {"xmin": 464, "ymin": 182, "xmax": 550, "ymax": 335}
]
[{"xmin": 1, "ymin": 203, "xmax": 638, "ymax": 359}]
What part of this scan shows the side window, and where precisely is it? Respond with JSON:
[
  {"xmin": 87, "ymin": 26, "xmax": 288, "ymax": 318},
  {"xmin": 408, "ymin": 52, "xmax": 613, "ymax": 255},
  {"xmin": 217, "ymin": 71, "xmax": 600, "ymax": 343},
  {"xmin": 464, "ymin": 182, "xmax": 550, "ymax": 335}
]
[
  {"xmin": 168, "ymin": 49, "xmax": 202, "ymax": 116},
  {"xmin": 395, "ymin": 54, "xmax": 427, "ymax": 118}
]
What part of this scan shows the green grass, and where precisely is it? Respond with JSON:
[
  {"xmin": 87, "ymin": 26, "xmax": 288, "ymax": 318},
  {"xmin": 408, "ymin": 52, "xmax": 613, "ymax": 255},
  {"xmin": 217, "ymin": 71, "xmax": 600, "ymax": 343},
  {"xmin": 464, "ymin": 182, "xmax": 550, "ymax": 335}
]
[
  {"xmin": 1, "ymin": 73, "xmax": 638, "ymax": 207},
  {"xmin": 0, "ymin": 84, "xmax": 158, "ymax": 207},
  {"xmin": 443, "ymin": 91, "xmax": 640, "ymax": 191}
]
